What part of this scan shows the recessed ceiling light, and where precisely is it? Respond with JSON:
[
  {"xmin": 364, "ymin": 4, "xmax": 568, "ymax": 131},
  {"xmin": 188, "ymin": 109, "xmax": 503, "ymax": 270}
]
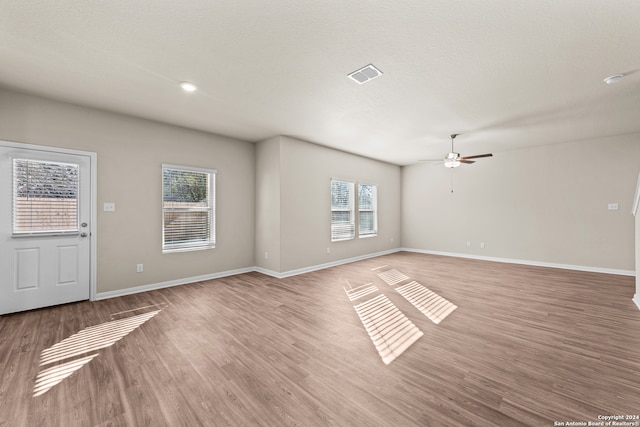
[
  {"xmin": 603, "ymin": 74, "xmax": 624, "ymax": 85},
  {"xmin": 180, "ymin": 81, "xmax": 198, "ymax": 92},
  {"xmin": 348, "ymin": 64, "xmax": 383, "ymax": 84}
]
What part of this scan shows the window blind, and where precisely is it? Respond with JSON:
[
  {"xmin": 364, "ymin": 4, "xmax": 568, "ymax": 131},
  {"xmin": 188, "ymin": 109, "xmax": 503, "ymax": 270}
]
[
  {"xmin": 13, "ymin": 159, "xmax": 79, "ymax": 235},
  {"xmin": 331, "ymin": 179, "xmax": 355, "ymax": 241},
  {"xmin": 358, "ymin": 184, "xmax": 377, "ymax": 237},
  {"xmin": 162, "ymin": 165, "xmax": 216, "ymax": 252}
]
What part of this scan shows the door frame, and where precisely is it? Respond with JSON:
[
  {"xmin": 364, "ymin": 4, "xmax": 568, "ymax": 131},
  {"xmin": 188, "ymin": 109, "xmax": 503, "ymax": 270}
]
[{"xmin": 0, "ymin": 139, "xmax": 97, "ymax": 301}]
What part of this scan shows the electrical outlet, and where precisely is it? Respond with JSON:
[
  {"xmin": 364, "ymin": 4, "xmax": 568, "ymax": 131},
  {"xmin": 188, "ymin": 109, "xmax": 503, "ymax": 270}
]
[
  {"xmin": 466, "ymin": 241, "xmax": 471, "ymax": 247},
  {"xmin": 480, "ymin": 242, "xmax": 485, "ymax": 249},
  {"xmin": 136, "ymin": 264, "xmax": 143, "ymax": 273},
  {"xmin": 103, "ymin": 202, "xmax": 116, "ymax": 212},
  {"xmin": 608, "ymin": 203, "xmax": 619, "ymax": 211},
  {"xmin": 326, "ymin": 247, "xmax": 331, "ymax": 254},
  {"xmin": 264, "ymin": 251, "xmax": 268, "ymax": 259}
]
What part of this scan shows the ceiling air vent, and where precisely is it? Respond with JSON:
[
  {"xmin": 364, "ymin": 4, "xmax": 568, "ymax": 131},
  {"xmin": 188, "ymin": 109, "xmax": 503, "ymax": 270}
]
[{"xmin": 348, "ymin": 64, "xmax": 383, "ymax": 84}]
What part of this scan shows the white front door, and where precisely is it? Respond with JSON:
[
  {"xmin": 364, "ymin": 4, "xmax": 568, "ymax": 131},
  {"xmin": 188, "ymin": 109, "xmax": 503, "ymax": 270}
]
[{"xmin": 0, "ymin": 143, "xmax": 92, "ymax": 315}]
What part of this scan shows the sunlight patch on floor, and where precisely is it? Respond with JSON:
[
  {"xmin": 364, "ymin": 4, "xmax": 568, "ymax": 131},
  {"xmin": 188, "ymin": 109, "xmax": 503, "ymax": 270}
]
[
  {"xmin": 33, "ymin": 353, "xmax": 99, "ymax": 397},
  {"xmin": 33, "ymin": 305, "xmax": 164, "ymax": 397},
  {"xmin": 343, "ymin": 280, "xmax": 378, "ymax": 301},
  {"xmin": 353, "ymin": 294, "xmax": 423, "ymax": 365},
  {"xmin": 376, "ymin": 269, "xmax": 410, "ymax": 286},
  {"xmin": 395, "ymin": 281, "xmax": 457, "ymax": 324}
]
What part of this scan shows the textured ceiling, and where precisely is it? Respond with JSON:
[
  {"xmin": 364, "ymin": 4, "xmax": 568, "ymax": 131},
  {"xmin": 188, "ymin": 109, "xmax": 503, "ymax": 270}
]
[{"xmin": 0, "ymin": 0, "xmax": 638, "ymax": 165}]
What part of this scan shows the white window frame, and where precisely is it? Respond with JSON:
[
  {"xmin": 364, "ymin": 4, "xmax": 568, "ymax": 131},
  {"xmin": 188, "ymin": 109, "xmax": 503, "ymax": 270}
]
[
  {"xmin": 162, "ymin": 164, "xmax": 216, "ymax": 253},
  {"xmin": 358, "ymin": 183, "xmax": 378, "ymax": 238},
  {"xmin": 330, "ymin": 178, "xmax": 355, "ymax": 242}
]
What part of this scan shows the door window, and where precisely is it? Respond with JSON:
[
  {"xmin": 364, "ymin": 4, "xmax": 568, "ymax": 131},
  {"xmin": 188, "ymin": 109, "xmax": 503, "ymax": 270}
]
[{"xmin": 12, "ymin": 158, "xmax": 79, "ymax": 235}]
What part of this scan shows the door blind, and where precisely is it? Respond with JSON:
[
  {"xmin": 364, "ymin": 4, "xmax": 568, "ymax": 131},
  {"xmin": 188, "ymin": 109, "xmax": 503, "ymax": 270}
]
[{"xmin": 12, "ymin": 159, "xmax": 79, "ymax": 235}]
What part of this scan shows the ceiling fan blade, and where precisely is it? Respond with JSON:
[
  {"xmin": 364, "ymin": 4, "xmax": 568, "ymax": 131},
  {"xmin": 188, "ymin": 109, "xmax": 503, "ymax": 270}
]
[
  {"xmin": 460, "ymin": 160, "xmax": 475, "ymax": 164},
  {"xmin": 418, "ymin": 159, "xmax": 443, "ymax": 162},
  {"xmin": 460, "ymin": 153, "xmax": 493, "ymax": 160}
]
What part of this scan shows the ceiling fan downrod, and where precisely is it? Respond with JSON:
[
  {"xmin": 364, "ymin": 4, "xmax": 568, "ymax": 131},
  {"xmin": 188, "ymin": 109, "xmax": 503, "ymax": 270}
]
[{"xmin": 450, "ymin": 133, "xmax": 458, "ymax": 153}]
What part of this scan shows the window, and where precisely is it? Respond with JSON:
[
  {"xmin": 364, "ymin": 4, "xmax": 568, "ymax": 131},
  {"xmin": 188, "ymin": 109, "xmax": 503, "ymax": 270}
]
[
  {"xmin": 162, "ymin": 165, "xmax": 216, "ymax": 253},
  {"xmin": 331, "ymin": 179, "xmax": 355, "ymax": 241},
  {"xmin": 358, "ymin": 183, "xmax": 377, "ymax": 237},
  {"xmin": 13, "ymin": 159, "xmax": 79, "ymax": 235}
]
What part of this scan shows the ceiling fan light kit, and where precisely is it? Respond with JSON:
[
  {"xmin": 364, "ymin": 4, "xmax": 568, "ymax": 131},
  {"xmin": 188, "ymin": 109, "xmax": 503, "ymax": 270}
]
[
  {"xmin": 444, "ymin": 152, "xmax": 461, "ymax": 168},
  {"xmin": 420, "ymin": 133, "xmax": 493, "ymax": 168}
]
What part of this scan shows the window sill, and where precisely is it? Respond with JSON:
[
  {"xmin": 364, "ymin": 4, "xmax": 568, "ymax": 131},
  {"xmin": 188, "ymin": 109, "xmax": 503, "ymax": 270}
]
[
  {"xmin": 331, "ymin": 237, "xmax": 355, "ymax": 243},
  {"xmin": 163, "ymin": 245, "xmax": 215, "ymax": 254}
]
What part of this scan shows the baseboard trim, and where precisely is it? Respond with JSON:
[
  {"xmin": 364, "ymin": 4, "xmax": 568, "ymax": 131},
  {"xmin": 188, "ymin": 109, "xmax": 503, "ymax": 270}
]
[
  {"xmin": 401, "ymin": 248, "xmax": 635, "ymax": 277},
  {"xmin": 633, "ymin": 293, "xmax": 640, "ymax": 311},
  {"xmin": 253, "ymin": 267, "xmax": 281, "ymax": 278},
  {"xmin": 94, "ymin": 249, "xmax": 403, "ymax": 300},
  {"xmin": 93, "ymin": 267, "xmax": 255, "ymax": 301},
  {"xmin": 255, "ymin": 248, "xmax": 402, "ymax": 279},
  {"xmin": 94, "ymin": 249, "xmax": 632, "ymax": 301}
]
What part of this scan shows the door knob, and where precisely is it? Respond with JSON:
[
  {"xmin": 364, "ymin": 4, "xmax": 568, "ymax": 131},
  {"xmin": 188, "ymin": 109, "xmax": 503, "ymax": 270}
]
[{"xmin": 80, "ymin": 232, "xmax": 88, "ymax": 238}]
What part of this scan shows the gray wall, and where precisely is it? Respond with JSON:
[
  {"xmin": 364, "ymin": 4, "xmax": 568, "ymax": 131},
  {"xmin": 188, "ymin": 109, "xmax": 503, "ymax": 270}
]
[
  {"xmin": 1, "ymin": 86, "xmax": 637, "ymax": 297},
  {"xmin": 402, "ymin": 133, "xmax": 640, "ymax": 272},
  {"xmin": 0, "ymin": 87, "xmax": 256, "ymax": 293},
  {"xmin": 255, "ymin": 136, "xmax": 282, "ymax": 272},
  {"xmin": 255, "ymin": 136, "xmax": 402, "ymax": 274}
]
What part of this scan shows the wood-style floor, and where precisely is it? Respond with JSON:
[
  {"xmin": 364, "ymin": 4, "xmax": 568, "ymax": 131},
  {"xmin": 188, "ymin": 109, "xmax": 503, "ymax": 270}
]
[{"xmin": 1, "ymin": 252, "xmax": 639, "ymax": 426}]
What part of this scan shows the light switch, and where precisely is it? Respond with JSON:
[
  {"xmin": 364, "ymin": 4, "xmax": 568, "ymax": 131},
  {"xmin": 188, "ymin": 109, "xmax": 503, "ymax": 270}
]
[
  {"xmin": 104, "ymin": 202, "xmax": 116, "ymax": 212},
  {"xmin": 608, "ymin": 203, "xmax": 619, "ymax": 211}
]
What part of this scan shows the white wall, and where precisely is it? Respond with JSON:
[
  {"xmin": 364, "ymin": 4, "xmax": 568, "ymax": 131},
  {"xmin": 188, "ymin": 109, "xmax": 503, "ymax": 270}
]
[
  {"xmin": 0, "ymin": 87, "xmax": 256, "ymax": 294},
  {"xmin": 255, "ymin": 136, "xmax": 402, "ymax": 274},
  {"xmin": 402, "ymin": 133, "xmax": 640, "ymax": 272}
]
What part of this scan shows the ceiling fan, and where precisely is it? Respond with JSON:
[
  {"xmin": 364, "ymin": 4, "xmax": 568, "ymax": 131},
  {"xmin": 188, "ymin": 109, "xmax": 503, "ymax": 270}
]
[{"xmin": 421, "ymin": 134, "xmax": 493, "ymax": 168}]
